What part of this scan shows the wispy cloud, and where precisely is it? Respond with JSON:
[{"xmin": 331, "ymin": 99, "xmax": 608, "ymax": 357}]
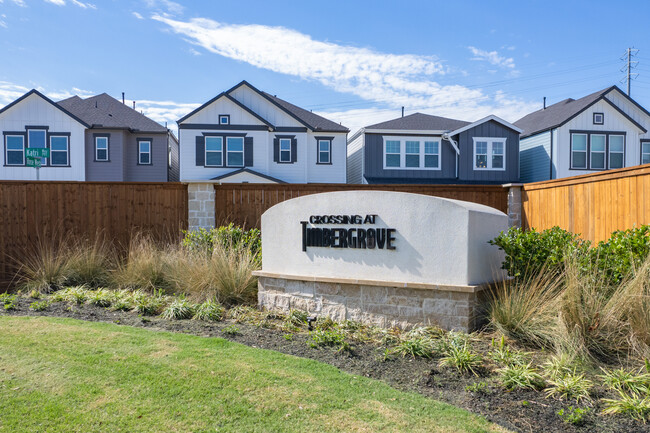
[
  {"xmin": 43, "ymin": 0, "xmax": 65, "ymax": 5},
  {"xmin": 132, "ymin": 11, "xmax": 144, "ymax": 19},
  {"xmin": 468, "ymin": 46, "xmax": 516, "ymax": 69},
  {"xmin": 43, "ymin": 0, "xmax": 96, "ymax": 8},
  {"xmin": 136, "ymin": 99, "xmax": 200, "ymax": 126},
  {"xmin": 144, "ymin": 0, "xmax": 183, "ymax": 17},
  {"xmin": 0, "ymin": 14, "xmax": 7, "ymax": 28}
]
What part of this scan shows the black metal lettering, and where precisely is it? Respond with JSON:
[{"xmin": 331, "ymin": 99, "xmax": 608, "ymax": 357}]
[
  {"xmin": 323, "ymin": 228, "xmax": 332, "ymax": 247},
  {"xmin": 366, "ymin": 228, "xmax": 376, "ymax": 249},
  {"xmin": 376, "ymin": 228, "xmax": 386, "ymax": 249},
  {"xmin": 358, "ymin": 229, "xmax": 367, "ymax": 249},
  {"xmin": 353, "ymin": 215, "xmax": 362, "ymax": 224},
  {"xmin": 313, "ymin": 228, "xmax": 323, "ymax": 247},
  {"xmin": 301, "ymin": 221, "xmax": 308, "ymax": 251},
  {"xmin": 387, "ymin": 228, "xmax": 396, "ymax": 250},
  {"xmin": 363, "ymin": 214, "xmax": 373, "ymax": 224},
  {"xmin": 347, "ymin": 228, "xmax": 357, "ymax": 248},
  {"xmin": 338, "ymin": 229, "xmax": 348, "ymax": 248}
]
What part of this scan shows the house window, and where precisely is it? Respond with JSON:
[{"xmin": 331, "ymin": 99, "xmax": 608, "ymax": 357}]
[
  {"xmin": 317, "ymin": 139, "xmax": 331, "ymax": 164},
  {"xmin": 642, "ymin": 141, "xmax": 650, "ymax": 165},
  {"xmin": 593, "ymin": 113, "xmax": 604, "ymax": 125},
  {"xmin": 571, "ymin": 133, "xmax": 588, "ymax": 169},
  {"xmin": 473, "ymin": 137, "xmax": 507, "ymax": 170},
  {"xmin": 383, "ymin": 137, "xmax": 441, "ymax": 169},
  {"xmin": 138, "ymin": 140, "xmax": 151, "ymax": 165},
  {"xmin": 590, "ymin": 134, "xmax": 606, "ymax": 169},
  {"xmin": 205, "ymin": 136, "xmax": 223, "ymax": 166},
  {"xmin": 219, "ymin": 115, "xmax": 230, "ymax": 125},
  {"xmin": 609, "ymin": 135, "xmax": 625, "ymax": 169},
  {"xmin": 279, "ymin": 138, "xmax": 291, "ymax": 163},
  {"xmin": 28, "ymin": 129, "xmax": 47, "ymax": 165},
  {"xmin": 50, "ymin": 136, "xmax": 69, "ymax": 166},
  {"xmin": 95, "ymin": 136, "xmax": 109, "ymax": 161},
  {"xmin": 424, "ymin": 141, "xmax": 439, "ymax": 168},
  {"xmin": 226, "ymin": 137, "xmax": 244, "ymax": 166},
  {"xmin": 5, "ymin": 135, "xmax": 25, "ymax": 165},
  {"xmin": 385, "ymin": 140, "xmax": 400, "ymax": 167}
]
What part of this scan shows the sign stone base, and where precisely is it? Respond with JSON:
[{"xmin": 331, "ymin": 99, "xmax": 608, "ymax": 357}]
[{"xmin": 254, "ymin": 272, "xmax": 491, "ymax": 332}]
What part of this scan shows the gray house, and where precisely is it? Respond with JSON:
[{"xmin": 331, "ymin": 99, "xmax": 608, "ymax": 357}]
[
  {"xmin": 347, "ymin": 113, "xmax": 521, "ymax": 184},
  {"xmin": 58, "ymin": 93, "xmax": 179, "ymax": 182}
]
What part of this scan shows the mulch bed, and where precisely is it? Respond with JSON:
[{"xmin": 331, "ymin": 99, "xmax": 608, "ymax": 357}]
[{"xmin": 2, "ymin": 298, "xmax": 648, "ymax": 433}]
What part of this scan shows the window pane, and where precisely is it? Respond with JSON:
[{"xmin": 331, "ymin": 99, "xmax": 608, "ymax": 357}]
[
  {"xmin": 51, "ymin": 151, "xmax": 67, "ymax": 165},
  {"xmin": 405, "ymin": 141, "xmax": 419, "ymax": 154},
  {"xmin": 97, "ymin": 149, "xmax": 108, "ymax": 161},
  {"xmin": 96, "ymin": 137, "xmax": 108, "ymax": 149},
  {"xmin": 280, "ymin": 139, "xmax": 291, "ymax": 151},
  {"xmin": 7, "ymin": 151, "xmax": 23, "ymax": 165},
  {"xmin": 573, "ymin": 152, "xmax": 587, "ymax": 169},
  {"xmin": 50, "ymin": 136, "xmax": 67, "ymax": 151},
  {"xmin": 643, "ymin": 142, "xmax": 650, "ymax": 154},
  {"xmin": 140, "ymin": 153, "xmax": 150, "ymax": 164},
  {"xmin": 610, "ymin": 153, "xmax": 624, "ymax": 169},
  {"xmin": 492, "ymin": 141, "xmax": 504, "ymax": 155},
  {"xmin": 228, "ymin": 152, "xmax": 244, "ymax": 166},
  {"xmin": 591, "ymin": 135, "xmax": 605, "ymax": 152},
  {"xmin": 319, "ymin": 140, "xmax": 329, "ymax": 152},
  {"xmin": 280, "ymin": 150, "xmax": 291, "ymax": 162},
  {"xmin": 643, "ymin": 153, "xmax": 650, "ymax": 165},
  {"xmin": 7, "ymin": 136, "xmax": 23, "ymax": 150},
  {"xmin": 572, "ymin": 134, "xmax": 587, "ymax": 151},
  {"xmin": 425, "ymin": 154, "xmax": 438, "ymax": 168},
  {"xmin": 643, "ymin": 143, "xmax": 650, "ymax": 164},
  {"xmin": 28, "ymin": 130, "xmax": 46, "ymax": 164},
  {"xmin": 492, "ymin": 155, "xmax": 503, "ymax": 169},
  {"xmin": 591, "ymin": 152, "xmax": 605, "ymax": 169},
  {"xmin": 475, "ymin": 141, "xmax": 487, "ymax": 155},
  {"xmin": 405, "ymin": 154, "xmax": 419, "ymax": 167},
  {"xmin": 206, "ymin": 152, "xmax": 222, "ymax": 166},
  {"xmin": 386, "ymin": 154, "xmax": 400, "ymax": 167},
  {"xmin": 227, "ymin": 137, "xmax": 244, "ymax": 151},
  {"xmin": 319, "ymin": 151, "xmax": 330, "ymax": 163},
  {"xmin": 424, "ymin": 141, "xmax": 438, "ymax": 154},
  {"xmin": 206, "ymin": 137, "xmax": 222, "ymax": 151},
  {"xmin": 609, "ymin": 135, "xmax": 624, "ymax": 152},
  {"xmin": 385, "ymin": 140, "xmax": 400, "ymax": 154},
  {"xmin": 476, "ymin": 154, "xmax": 487, "ymax": 168}
]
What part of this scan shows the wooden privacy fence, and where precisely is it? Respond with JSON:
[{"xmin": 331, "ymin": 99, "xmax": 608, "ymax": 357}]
[
  {"xmin": 0, "ymin": 181, "xmax": 188, "ymax": 284},
  {"xmin": 522, "ymin": 164, "xmax": 650, "ymax": 243},
  {"xmin": 214, "ymin": 183, "xmax": 509, "ymax": 229}
]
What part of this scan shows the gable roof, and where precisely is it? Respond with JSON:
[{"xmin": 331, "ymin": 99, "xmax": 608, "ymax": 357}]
[
  {"xmin": 179, "ymin": 80, "xmax": 349, "ymax": 133},
  {"xmin": 448, "ymin": 114, "xmax": 522, "ymax": 136},
  {"xmin": 514, "ymin": 86, "xmax": 647, "ymax": 138},
  {"xmin": 0, "ymin": 89, "xmax": 90, "ymax": 128},
  {"xmin": 57, "ymin": 93, "xmax": 167, "ymax": 133},
  {"xmin": 365, "ymin": 112, "xmax": 470, "ymax": 132},
  {"xmin": 210, "ymin": 168, "xmax": 286, "ymax": 183}
]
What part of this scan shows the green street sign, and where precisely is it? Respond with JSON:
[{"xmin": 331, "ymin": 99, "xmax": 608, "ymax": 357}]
[
  {"xmin": 26, "ymin": 157, "xmax": 42, "ymax": 168},
  {"xmin": 26, "ymin": 148, "xmax": 50, "ymax": 159}
]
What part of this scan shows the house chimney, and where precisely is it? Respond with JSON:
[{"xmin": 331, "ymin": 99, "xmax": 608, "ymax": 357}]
[
  {"xmin": 95, "ymin": 101, "xmax": 97, "ymax": 108},
  {"xmin": 122, "ymin": 92, "xmax": 125, "ymax": 104},
  {"xmin": 401, "ymin": 106, "xmax": 404, "ymax": 117},
  {"xmin": 133, "ymin": 101, "xmax": 136, "ymax": 109},
  {"xmin": 543, "ymin": 97, "xmax": 546, "ymax": 109}
]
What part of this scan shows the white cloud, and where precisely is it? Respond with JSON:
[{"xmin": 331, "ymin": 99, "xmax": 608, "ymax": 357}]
[
  {"xmin": 44, "ymin": 0, "xmax": 65, "ymax": 5},
  {"xmin": 70, "ymin": 0, "xmax": 96, "ymax": 9},
  {"xmin": 188, "ymin": 47, "xmax": 201, "ymax": 56},
  {"xmin": 11, "ymin": 0, "xmax": 27, "ymax": 6},
  {"xmin": 144, "ymin": 0, "xmax": 183, "ymax": 17},
  {"xmin": 0, "ymin": 14, "xmax": 7, "ymax": 28},
  {"xmin": 468, "ymin": 46, "xmax": 516, "ymax": 69},
  {"xmin": 132, "ymin": 11, "xmax": 144, "ymax": 19},
  {"xmin": 136, "ymin": 99, "xmax": 200, "ymax": 126}
]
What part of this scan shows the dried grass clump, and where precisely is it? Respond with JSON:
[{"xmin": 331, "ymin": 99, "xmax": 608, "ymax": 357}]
[
  {"xmin": 16, "ymin": 235, "xmax": 74, "ymax": 293},
  {"xmin": 111, "ymin": 235, "xmax": 175, "ymax": 292}
]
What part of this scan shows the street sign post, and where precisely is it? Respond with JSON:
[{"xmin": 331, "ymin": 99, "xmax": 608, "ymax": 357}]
[{"xmin": 25, "ymin": 148, "xmax": 48, "ymax": 180}]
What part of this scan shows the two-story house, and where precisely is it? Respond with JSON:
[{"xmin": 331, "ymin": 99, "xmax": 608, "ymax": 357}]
[
  {"xmin": 347, "ymin": 113, "xmax": 521, "ymax": 184},
  {"xmin": 177, "ymin": 81, "xmax": 349, "ymax": 183},
  {"xmin": 0, "ymin": 89, "xmax": 179, "ymax": 182},
  {"xmin": 515, "ymin": 85, "xmax": 650, "ymax": 182}
]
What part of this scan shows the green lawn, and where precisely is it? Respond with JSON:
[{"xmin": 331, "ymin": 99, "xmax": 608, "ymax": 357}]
[{"xmin": 0, "ymin": 317, "xmax": 507, "ymax": 433}]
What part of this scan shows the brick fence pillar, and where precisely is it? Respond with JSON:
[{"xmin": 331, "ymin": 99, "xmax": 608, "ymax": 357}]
[
  {"xmin": 187, "ymin": 182, "xmax": 216, "ymax": 230},
  {"xmin": 502, "ymin": 183, "xmax": 523, "ymax": 228}
]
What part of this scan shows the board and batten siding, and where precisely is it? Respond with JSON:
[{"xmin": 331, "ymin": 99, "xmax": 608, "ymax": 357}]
[
  {"xmin": 520, "ymin": 131, "xmax": 552, "ymax": 183},
  {"xmin": 346, "ymin": 132, "xmax": 364, "ymax": 184},
  {"xmin": 229, "ymin": 86, "xmax": 304, "ymax": 128},
  {"xmin": 605, "ymin": 91, "xmax": 650, "ymax": 142},
  {"xmin": 0, "ymin": 93, "xmax": 86, "ymax": 181},
  {"xmin": 363, "ymin": 133, "xmax": 457, "ymax": 183},
  {"xmin": 555, "ymin": 99, "xmax": 644, "ymax": 179},
  {"xmin": 457, "ymin": 120, "xmax": 520, "ymax": 184}
]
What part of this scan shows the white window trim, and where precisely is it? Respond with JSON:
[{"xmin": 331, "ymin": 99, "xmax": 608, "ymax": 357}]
[
  {"xmin": 317, "ymin": 139, "xmax": 331, "ymax": 164},
  {"xmin": 642, "ymin": 141, "xmax": 650, "ymax": 165},
  {"xmin": 589, "ymin": 134, "xmax": 607, "ymax": 170},
  {"xmin": 608, "ymin": 135, "xmax": 625, "ymax": 169},
  {"xmin": 382, "ymin": 136, "xmax": 441, "ymax": 170},
  {"xmin": 279, "ymin": 138, "xmax": 292, "ymax": 163},
  {"xmin": 226, "ymin": 136, "xmax": 244, "ymax": 167},
  {"xmin": 28, "ymin": 129, "xmax": 48, "ymax": 166},
  {"xmin": 138, "ymin": 140, "xmax": 152, "ymax": 165},
  {"xmin": 204, "ymin": 136, "xmax": 223, "ymax": 167},
  {"xmin": 95, "ymin": 136, "xmax": 108, "ymax": 161},
  {"xmin": 219, "ymin": 115, "xmax": 230, "ymax": 125},
  {"xmin": 570, "ymin": 133, "xmax": 588, "ymax": 169},
  {"xmin": 5, "ymin": 134, "xmax": 25, "ymax": 166},
  {"xmin": 472, "ymin": 137, "xmax": 507, "ymax": 171},
  {"xmin": 49, "ymin": 135, "xmax": 69, "ymax": 166}
]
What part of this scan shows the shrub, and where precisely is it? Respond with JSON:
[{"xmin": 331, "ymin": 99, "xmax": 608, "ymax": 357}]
[
  {"xmin": 182, "ymin": 224, "xmax": 261, "ymax": 257},
  {"xmin": 391, "ymin": 336, "xmax": 435, "ymax": 359},
  {"xmin": 110, "ymin": 290, "xmax": 134, "ymax": 311},
  {"xmin": 601, "ymin": 391, "xmax": 650, "ymax": 422},
  {"xmin": 112, "ymin": 235, "xmax": 173, "ymax": 292},
  {"xmin": 1, "ymin": 293, "xmax": 17, "ymax": 311},
  {"xmin": 592, "ymin": 226, "xmax": 650, "ymax": 286},
  {"xmin": 86, "ymin": 289, "xmax": 114, "ymax": 308},
  {"xmin": 488, "ymin": 336, "xmax": 530, "ymax": 367},
  {"xmin": 557, "ymin": 406, "xmax": 589, "ymax": 426},
  {"xmin": 545, "ymin": 372, "xmax": 593, "ymax": 403},
  {"xmin": 309, "ymin": 329, "xmax": 351, "ymax": 352},
  {"xmin": 438, "ymin": 341, "xmax": 482, "ymax": 375},
  {"xmin": 193, "ymin": 300, "xmax": 224, "ymax": 322},
  {"xmin": 29, "ymin": 300, "xmax": 49, "ymax": 311},
  {"xmin": 65, "ymin": 237, "xmax": 115, "ymax": 288},
  {"xmin": 15, "ymin": 237, "xmax": 73, "ymax": 293},
  {"xmin": 131, "ymin": 290, "xmax": 165, "ymax": 316},
  {"xmin": 51, "ymin": 286, "xmax": 88, "ymax": 304},
  {"xmin": 489, "ymin": 226, "xmax": 589, "ymax": 278},
  {"xmin": 161, "ymin": 298, "xmax": 195, "ymax": 320},
  {"xmin": 498, "ymin": 363, "xmax": 545, "ymax": 391}
]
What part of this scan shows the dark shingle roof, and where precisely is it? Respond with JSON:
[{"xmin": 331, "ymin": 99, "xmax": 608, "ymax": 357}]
[
  {"xmin": 260, "ymin": 91, "xmax": 349, "ymax": 132},
  {"xmin": 514, "ymin": 87, "xmax": 610, "ymax": 137},
  {"xmin": 366, "ymin": 112, "xmax": 470, "ymax": 131},
  {"xmin": 57, "ymin": 93, "xmax": 167, "ymax": 133}
]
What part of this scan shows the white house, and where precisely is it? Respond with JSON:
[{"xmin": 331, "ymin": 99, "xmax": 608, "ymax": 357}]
[
  {"xmin": 178, "ymin": 81, "xmax": 349, "ymax": 183},
  {"xmin": 515, "ymin": 85, "xmax": 650, "ymax": 182}
]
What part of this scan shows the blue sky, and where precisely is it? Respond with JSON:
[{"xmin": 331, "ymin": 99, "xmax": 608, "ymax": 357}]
[{"xmin": 0, "ymin": 0, "xmax": 648, "ymax": 133}]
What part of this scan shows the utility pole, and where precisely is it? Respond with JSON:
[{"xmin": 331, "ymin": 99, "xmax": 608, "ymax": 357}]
[{"xmin": 620, "ymin": 47, "xmax": 639, "ymax": 96}]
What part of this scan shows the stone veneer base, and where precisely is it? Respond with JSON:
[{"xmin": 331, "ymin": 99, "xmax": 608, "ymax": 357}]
[{"xmin": 253, "ymin": 271, "xmax": 491, "ymax": 332}]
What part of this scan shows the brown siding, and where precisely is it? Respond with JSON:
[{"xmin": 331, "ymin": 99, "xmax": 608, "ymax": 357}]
[
  {"xmin": 214, "ymin": 183, "xmax": 508, "ymax": 229},
  {"xmin": 522, "ymin": 164, "xmax": 650, "ymax": 242},
  {"xmin": 0, "ymin": 181, "xmax": 187, "ymax": 285}
]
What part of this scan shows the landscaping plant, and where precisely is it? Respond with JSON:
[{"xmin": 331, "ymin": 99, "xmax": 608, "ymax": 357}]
[
  {"xmin": 192, "ymin": 299, "xmax": 225, "ymax": 322},
  {"xmin": 161, "ymin": 298, "xmax": 196, "ymax": 320}
]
